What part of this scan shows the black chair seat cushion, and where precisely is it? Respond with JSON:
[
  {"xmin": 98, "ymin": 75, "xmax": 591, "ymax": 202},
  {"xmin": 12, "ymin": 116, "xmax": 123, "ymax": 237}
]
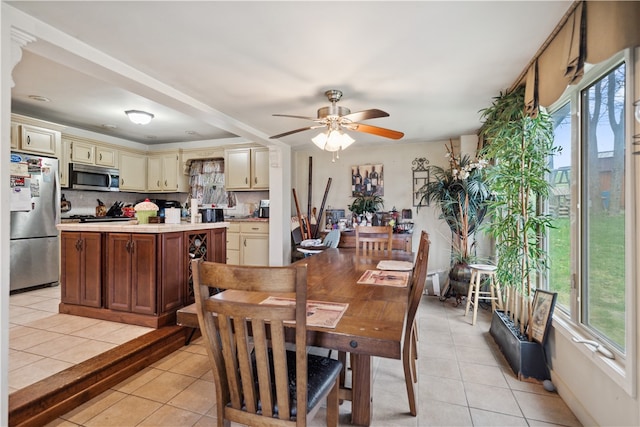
[{"xmin": 241, "ymin": 349, "xmax": 343, "ymax": 419}]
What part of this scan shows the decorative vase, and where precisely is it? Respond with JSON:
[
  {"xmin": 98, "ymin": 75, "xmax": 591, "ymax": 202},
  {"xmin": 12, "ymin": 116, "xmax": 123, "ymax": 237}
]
[{"xmin": 449, "ymin": 262, "xmax": 472, "ymax": 302}]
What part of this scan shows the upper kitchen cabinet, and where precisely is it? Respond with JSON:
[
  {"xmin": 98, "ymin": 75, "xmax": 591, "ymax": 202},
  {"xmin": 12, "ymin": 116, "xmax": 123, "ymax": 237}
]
[
  {"xmin": 64, "ymin": 135, "xmax": 118, "ymax": 168},
  {"xmin": 11, "ymin": 114, "xmax": 64, "ymax": 157},
  {"xmin": 119, "ymin": 150, "xmax": 147, "ymax": 192},
  {"xmin": 225, "ymin": 147, "xmax": 269, "ymax": 190},
  {"xmin": 147, "ymin": 151, "xmax": 188, "ymax": 193}
]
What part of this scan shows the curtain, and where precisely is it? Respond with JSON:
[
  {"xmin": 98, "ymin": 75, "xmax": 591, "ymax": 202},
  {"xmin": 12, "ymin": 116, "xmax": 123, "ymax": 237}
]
[
  {"xmin": 189, "ymin": 159, "xmax": 231, "ymax": 206},
  {"xmin": 519, "ymin": 1, "xmax": 640, "ymax": 111}
]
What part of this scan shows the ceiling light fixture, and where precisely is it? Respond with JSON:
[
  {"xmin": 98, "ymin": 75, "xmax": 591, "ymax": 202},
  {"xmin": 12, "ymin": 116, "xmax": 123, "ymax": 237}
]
[
  {"xmin": 125, "ymin": 110, "xmax": 154, "ymax": 125},
  {"xmin": 311, "ymin": 129, "xmax": 355, "ymax": 162}
]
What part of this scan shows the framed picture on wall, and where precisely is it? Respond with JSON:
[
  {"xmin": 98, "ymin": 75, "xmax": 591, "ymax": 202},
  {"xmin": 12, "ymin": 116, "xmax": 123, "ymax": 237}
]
[{"xmin": 351, "ymin": 164, "xmax": 383, "ymax": 196}]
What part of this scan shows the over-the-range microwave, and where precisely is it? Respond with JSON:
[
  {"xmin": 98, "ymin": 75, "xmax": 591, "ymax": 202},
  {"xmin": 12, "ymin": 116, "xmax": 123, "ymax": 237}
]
[{"xmin": 70, "ymin": 163, "xmax": 119, "ymax": 192}]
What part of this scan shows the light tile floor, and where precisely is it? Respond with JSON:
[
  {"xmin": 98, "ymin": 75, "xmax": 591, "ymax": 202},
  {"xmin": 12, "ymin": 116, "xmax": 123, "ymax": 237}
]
[{"xmin": 10, "ymin": 286, "xmax": 582, "ymax": 426}]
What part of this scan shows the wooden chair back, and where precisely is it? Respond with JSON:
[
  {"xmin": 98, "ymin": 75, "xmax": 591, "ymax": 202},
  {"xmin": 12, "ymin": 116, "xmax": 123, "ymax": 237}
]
[
  {"xmin": 408, "ymin": 231, "xmax": 430, "ymax": 330},
  {"xmin": 193, "ymin": 260, "xmax": 339, "ymax": 426},
  {"xmin": 355, "ymin": 225, "xmax": 393, "ymax": 255}
]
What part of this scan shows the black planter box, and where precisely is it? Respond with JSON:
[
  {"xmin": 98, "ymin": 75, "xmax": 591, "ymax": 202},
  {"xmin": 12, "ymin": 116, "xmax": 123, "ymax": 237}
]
[{"xmin": 489, "ymin": 310, "xmax": 550, "ymax": 382}]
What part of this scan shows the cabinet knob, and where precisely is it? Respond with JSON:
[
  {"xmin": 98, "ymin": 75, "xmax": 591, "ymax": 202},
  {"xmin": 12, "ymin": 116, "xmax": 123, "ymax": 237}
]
[
  {"xmin": 164, "ymin": 180, "xmax": 168, "ymax": 186},
  {"xmin": 245, "ymin": 177, "xmax": 248, "ymax": 184},
  {"xmin": 26, "ymin": 135, "xmax": 31, "ymax": 145},
  {"xmin": 99, "ymin": 153, "xmax": 102, "ymax": 161},
  {"xmin": 87, "ymin": 152, "xmax": 91, "ymax": 159},
  {"xmin": 254, "ymin": 177, "xmax": 257, "ymax": 184},
  {"xmin": 157, "ymin": 180, "xmax": 160, "ymax": 187}
]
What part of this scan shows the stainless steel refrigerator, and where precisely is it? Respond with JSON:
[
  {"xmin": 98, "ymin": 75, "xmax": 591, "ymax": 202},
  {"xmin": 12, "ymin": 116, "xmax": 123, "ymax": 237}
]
[{"xmin": 10, "ymin": 152, "xmax": 60, "ymax": 292}]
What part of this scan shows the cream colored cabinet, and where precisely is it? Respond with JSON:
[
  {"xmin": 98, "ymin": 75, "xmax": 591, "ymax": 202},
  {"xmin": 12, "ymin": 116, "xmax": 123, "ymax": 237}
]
[
  {"xmin": 146, "ymin": 152, "xmax": 184, "ymax": 192},
  {"xmin": 66, "ymin": 136, "xmax": 117, "ymax": 168},
  {"xmin": 251, "ymin": 148, "xmax": 269, "ymax": 189},
  {"xmin": 96, "ymin": 146, "xmax": 117, "ymax": 167},
  {"xmin": 60, "ymin": 138, "xmax": 71, "ymax": 188},
  {"xmin": 70, "ymin": 140, "xmax": 95, "ymax": 164},
  {"xmin": 226, "ymin": 222, "xmax": 241, "ymax": 265},
  {"xmin": 225, "ymin": 222, "xmax": 268, "ymax": 266},
  {"xmin": 10, "ymin": 123, "xmax": 19, "ymax": 150},
  {"xmin": 119, "ymin": 151, "xmax": 147, "ymax": 191},
  {"xmin": 17, "ymin": 124, "xmax": 60, "ymax": 156},
  {"xmin": 240, "ymin": 222, "xmax": 269, "ymax": 266},
  {"xmin": 225, "ymin": 147, "xmax": 269, "ymax": 190}
]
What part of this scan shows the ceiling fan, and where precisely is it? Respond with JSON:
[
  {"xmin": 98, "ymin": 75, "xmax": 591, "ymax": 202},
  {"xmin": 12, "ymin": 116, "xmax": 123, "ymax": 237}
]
[{"xmin": 269, "ymin": 89, "xmax": 404, "ymax": 143}]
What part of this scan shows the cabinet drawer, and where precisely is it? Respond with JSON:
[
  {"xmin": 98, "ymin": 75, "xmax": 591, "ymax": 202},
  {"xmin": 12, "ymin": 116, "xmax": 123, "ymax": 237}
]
[
  {"xmin": 227, "ymin": 232, "xmax": 240, "ymax": 250},
  {"xmin": 240, "ymin": 222, "xmax": 269, "ymax": 234}
]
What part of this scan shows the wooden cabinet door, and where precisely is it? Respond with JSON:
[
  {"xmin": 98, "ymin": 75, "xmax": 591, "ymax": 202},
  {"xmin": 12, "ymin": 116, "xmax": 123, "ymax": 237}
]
[
  {"xmin": 225, "ymin": 149, "xmax": 251, "ymax": 189},
  {"xmin": 131, "ymin": 234, "xmax": 157, "ymax": 315},
  {"xmin": 241, "ymin": 234, "xmax": 269, "ymax": 266},
  {"xmin": 159, "ymin": 232, "xmax": 183, "ymax": 313},
  {"xmin": 147, "ymin": 156, "xmax": 162, "ymax": 191},
  {"xmin": 61, "ymin": 232, "xmax": 102, "ymax": 307},
  {"xmin": 162, "ymin": 153, "xmax": 179, "ymax": 191},
  {"xmin": 20, "ymin": 124, "xmax": 58, "ymax": 155},
  {"xmin": 95, "ymin": 146, "xmax": 116, "ymax": 167},
  {"xmin": 119, "ymin": 152, "xmax": 147, "ymax": 191},
  {"xmin": 251, "ymin": 147, "xmax": 269, "ymax": 189},
  {"xmin": 209, "ymin": 228, "xmax": 227, "ymax": 263},
  {"xmin": 60, "ymin": 232, "xmax": 82, "ymax": 305},
  {"xmin": 107, "ymin": 233, "xmax": 133, "ymax": 312},
  {"xmin": 81, "ymin": 232, "xmax": 103, "ymax": 308},
  {"xmin": 70, "ymin": 140, "xmax": 95, "ymax": 164}
]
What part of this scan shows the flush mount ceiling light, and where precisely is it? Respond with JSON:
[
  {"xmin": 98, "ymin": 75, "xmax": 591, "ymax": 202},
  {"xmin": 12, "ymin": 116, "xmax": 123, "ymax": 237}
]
[{"xmin": 125, "ymin": 109, "xmax": 154, "ymax": 125}]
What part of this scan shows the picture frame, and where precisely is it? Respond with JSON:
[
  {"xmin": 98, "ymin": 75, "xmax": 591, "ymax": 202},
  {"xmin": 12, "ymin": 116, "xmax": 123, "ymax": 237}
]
[
  {"xmin": 411, "ymin": 157, "xmax": 430, "ymax": 207},
  {"xmin": 527, "ymin": 289, "xmax": 557, "ymax": 345},
  {"xmin": 351, "ymin": 164, "xmax": 383, "ymax": 196}
]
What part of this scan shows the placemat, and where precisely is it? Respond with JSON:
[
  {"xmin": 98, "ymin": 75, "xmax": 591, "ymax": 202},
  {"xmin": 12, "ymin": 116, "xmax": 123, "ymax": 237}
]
[
  {"xmin": 260, "ymin": 297, "xmax": 348, "ymax": 329},
  {"xmin": 376, "ymin": 260, "xmax": 414, "ymax": 271},
  {"xmin": 357, "ymin": 269, "xmax": 410, "ymax": 287}
]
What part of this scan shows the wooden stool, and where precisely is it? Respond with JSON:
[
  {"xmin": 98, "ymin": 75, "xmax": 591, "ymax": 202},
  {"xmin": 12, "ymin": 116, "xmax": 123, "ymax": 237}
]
[{"xmin": 464, "ymin": 264, "xmax": 502, "ymax": 325}]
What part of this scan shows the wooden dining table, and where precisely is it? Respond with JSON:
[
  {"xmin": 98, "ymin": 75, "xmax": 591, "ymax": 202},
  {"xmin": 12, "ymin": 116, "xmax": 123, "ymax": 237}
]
[
  {"xmin": 299, "ymin": 248, "xmax": 412, "ymax": 425},
  {"xmin": 178, "ymin": 247, "xmax": 413, "ymax": 426}
]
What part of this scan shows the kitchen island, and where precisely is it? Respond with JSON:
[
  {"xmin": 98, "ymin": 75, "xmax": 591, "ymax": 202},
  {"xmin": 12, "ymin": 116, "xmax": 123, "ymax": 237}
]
[{"xmin": 56, "ymin": 221, "xmax": 228, "ymax": 328}]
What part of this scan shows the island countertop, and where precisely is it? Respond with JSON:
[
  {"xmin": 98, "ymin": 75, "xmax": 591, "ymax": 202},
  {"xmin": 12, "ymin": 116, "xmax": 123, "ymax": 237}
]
[{"xmin": 56, "ymin": 221, "xmax": 230, "ymax": 233}]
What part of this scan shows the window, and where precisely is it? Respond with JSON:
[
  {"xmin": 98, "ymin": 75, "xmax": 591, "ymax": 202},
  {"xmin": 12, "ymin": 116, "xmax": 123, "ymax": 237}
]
[{"xmin": 546, "ymin": 50, "xmax": 633, "ymax": 383}]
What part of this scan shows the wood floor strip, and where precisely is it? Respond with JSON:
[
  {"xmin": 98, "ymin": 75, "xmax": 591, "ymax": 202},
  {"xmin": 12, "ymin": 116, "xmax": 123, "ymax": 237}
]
[{"xmin": 9, "ymin": 325, "xmax": 189, "ymax": 427}]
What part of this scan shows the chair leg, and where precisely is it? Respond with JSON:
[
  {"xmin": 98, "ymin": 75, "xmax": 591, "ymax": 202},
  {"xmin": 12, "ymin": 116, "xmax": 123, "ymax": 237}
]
[
  {"xmin": 403, "ymin": 336, "xmax": 418, "ymax": 416},
  {"xmin": 326, "ymin": 376, "xmax": 340, "ymax": 427},
  {"xmin": 464, "ymin": 269, "xmax": 477, "ymax": 317},
  {"xmin": 471, "ymin": 274, "xmax": 481, "ymax": 326}
]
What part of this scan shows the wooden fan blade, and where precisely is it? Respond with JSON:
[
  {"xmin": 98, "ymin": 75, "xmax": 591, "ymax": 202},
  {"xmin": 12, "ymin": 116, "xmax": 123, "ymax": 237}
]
[
  {"xmin": 350, "ymin": 123, "xmax": 404, "ymax": 140},
  {"xmin": 270, "ymin": 125, "xmax": 324, "ymax": 139},
  {"xmin": 341, "ymin": 109, "xmax": 389, "ymax": 122},
  {"xmin": 273, "ymin": 114, "xmax": 322, "ymax": 122}
]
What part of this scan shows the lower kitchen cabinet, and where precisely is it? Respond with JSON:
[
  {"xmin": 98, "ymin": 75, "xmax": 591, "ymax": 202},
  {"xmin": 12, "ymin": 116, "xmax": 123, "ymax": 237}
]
[
  {"xmin": 59, "ymin": 226, "xmax": 225, "ymax": 328},
  {"xmin": 107, "ymin": 233, "xmax": 157, "ymax": 315},
  {"xmin": 60, "ymin": 231, "xmax": 102, "ymax": 308},
  {"xmin": 226, "ymin": 221, "xmax": 269, "ymax": 266}
]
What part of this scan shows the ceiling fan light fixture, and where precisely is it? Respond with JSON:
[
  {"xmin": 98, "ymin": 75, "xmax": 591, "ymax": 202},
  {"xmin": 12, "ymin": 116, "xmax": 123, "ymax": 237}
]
[
  {"xmin": 312, "ymin": 130, "xmax": 354, "ymax": 152},
  {"xmin": 125, "ymin": 109, "xmax": 154, "ymax": 125}
]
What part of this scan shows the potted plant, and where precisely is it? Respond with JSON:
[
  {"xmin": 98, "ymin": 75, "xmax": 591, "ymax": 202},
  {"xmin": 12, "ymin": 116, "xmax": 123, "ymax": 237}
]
[
  {"xmin": 417, "ymin": 140, "xmax": 490, "ymax": 299},
  {"xmin": 479, "ymin": 86, "xmax": 559, "ymax": 381},
  {"xmin": 349, "ymin": 192, "xmax": 384, "ymax": 225}
]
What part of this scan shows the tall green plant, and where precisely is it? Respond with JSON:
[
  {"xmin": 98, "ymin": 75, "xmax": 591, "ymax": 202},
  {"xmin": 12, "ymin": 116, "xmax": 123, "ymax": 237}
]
[{"xmin": 479, "ymin": 87, "xmax": 558, "ymax": 337}]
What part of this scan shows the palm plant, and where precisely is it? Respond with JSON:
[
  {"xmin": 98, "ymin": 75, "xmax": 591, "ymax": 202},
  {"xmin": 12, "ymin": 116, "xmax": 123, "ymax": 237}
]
[{"xmin": 418, "ymin": 140, "xmax": 491, "ymax": 264}]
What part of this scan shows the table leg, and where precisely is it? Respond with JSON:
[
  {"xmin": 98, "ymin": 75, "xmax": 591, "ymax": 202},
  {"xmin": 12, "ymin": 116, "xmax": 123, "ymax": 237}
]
[{"xmin": 350, "ymin": 353, "xmax": 372, "ymax": 426}]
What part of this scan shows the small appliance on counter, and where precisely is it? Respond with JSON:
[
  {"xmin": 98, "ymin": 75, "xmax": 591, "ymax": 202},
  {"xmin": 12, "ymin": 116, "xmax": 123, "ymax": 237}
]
[
  {"xmin": 199, "ymin": 206, "xmax": 225, "ymax": 223},
  {"xmin": 258, "ymin": 199, "xmax": 270, "ymax": 218}
]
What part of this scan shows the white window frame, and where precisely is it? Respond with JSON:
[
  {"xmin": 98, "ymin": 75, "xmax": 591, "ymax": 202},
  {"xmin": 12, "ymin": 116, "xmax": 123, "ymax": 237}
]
[{"xmin": 547, "ymin": 48, "xmax": 637, "ymax": 396}]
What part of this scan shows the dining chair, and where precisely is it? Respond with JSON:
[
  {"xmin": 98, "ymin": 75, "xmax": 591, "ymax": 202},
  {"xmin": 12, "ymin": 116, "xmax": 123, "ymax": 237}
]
[
  {"xmin": 403, "ymin": 230, "xmax": 430, "ymax": 416},
  {"xmin": 339, "ymin": 230, "xmax": 429, "ymax": 416},
  {"xmin": 192, "ymin": 260, "xmax": 343, "ymax": 427},
  {"xmin": 355, "ymin": 225, "xmax": 393, "ymax": 254}
]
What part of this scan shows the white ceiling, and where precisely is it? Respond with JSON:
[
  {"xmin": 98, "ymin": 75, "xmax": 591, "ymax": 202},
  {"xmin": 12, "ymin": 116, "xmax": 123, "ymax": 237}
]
[{"xmin": 7, "ymin": 1, "xmax": 572, "ymax": 149}]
